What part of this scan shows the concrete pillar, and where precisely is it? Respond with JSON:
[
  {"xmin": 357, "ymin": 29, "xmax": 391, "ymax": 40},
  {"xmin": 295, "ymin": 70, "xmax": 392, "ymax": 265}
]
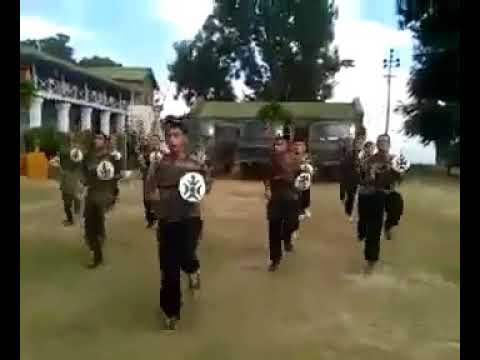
[
  {"xmin": 116, "ymin": 114, "xmax": 126, "ymax": 133},
  {"xmin": 80, "ymin": 107, "xmax": 93, "ymax": 131},
  {"xmin": 55, "ymin": 102, "xmax": 71, "ymax": 133},
  {"xmin": 100, "ymin": 110, "xmax": 111, "ymax": 135},
  {"xmin": 29, "ymin": 96, "xmax": 44, "ymax": 128}
]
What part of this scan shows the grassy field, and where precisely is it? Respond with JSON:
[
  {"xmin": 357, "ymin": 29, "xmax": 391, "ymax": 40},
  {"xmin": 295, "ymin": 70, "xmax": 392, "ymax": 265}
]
[{"xmin": 20, "ymin": 173, "xmax": 460, "ymax": 360}]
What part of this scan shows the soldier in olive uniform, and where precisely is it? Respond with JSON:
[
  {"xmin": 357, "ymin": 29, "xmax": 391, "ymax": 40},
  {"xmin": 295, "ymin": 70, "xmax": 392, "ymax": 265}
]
[
  {"xmin": 263, "ymin": 134, "xmax": 302, "ymax": 272},
  {"xmin": 145, "ymin": 120, "xmax": 213, "ymax": 331},
  {"xmin": 356, "ymin": 141, "xmax": 376, "ymax": 241},
  {"xmin": 293, "ymin": 134, "xmax": 314, "ymax": 220},
  {"xmin": 82, "ymin": 133, "xmax": 122, "ymax": 269},
  {"xmin": 57, "ymin": 133, "xmax": 84, "ymax": 226},
  {"xmin": 106, "ymin": 134, "xmax": 122, "ymax": 212},
  {"xmin": 360, "ymin": 134, "xmax": 404, "ymax": 274},
  {"xmin": 340, "ymin": 134, "xmax": 366, "ymax": 221},
  {"xmin": 138, "ymin": 136, "xmax": 156, "ymax": 228}
]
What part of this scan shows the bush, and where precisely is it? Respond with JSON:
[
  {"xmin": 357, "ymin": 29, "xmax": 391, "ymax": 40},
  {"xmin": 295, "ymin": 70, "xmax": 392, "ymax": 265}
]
[
  {"xmin": 75, "ymin": 130, "xmax": 93, "ymax": 151},
  {"xmin": 20, "ymin": 80, "xmax": 36, "ymax": 110},
  {"xmin": 23, "ymin": 127, "xmax": 63, "ymax": 158}
]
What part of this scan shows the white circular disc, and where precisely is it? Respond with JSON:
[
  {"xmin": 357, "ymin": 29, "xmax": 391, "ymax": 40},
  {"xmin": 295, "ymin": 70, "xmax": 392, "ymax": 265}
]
[
  {"xmin": 149, "ymin": 151, "xmax": 163, "ymax": 163},
  {"xmin": 70, "ymin": 148, "xmax": 83, "ymax": 162},
  {"xmin": 391, "ymin": 154, "xmax": 410, "ymax": 173},
  {"xmin": 179, "ymin": 172, "xmax": 206, "ymax": 203},
  {"xmin": 111, "ymin": 150, "xmax": 122, "ymax": 161},
  {"xmin": 295, "ymin": 172, "xmax": 312, "ymax": 191},
  {"xmin": 96, "ymin": 160, "xmax": 115, "ymax": 181}
]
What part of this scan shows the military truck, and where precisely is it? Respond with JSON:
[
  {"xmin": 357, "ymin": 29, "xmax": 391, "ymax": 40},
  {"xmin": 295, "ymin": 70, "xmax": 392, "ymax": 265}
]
[{"xmin": 186, "ymin": 99, "xmax": 364, "ymax": 179}]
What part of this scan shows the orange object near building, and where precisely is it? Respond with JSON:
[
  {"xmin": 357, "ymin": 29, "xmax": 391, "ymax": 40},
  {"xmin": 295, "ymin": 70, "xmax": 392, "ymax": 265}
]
[
  {"xmin": 25, "ymin": 147, "xmax": 49, "ymax": 180},
  {"xmin": 20, "ymin": 153, "xmax": 27, "ymax": 176}
]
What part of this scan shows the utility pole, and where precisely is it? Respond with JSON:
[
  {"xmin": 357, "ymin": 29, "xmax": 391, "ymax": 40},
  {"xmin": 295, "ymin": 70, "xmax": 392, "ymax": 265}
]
[{"xmin": 383, "ymin": 49, "xmax": 400, "ymax": 134}]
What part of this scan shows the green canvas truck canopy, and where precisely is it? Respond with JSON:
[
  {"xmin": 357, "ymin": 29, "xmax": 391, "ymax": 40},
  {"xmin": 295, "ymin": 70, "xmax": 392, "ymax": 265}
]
[{"xmin": 190, "ymin": 99, "xmax": 364, "ymax": 123}]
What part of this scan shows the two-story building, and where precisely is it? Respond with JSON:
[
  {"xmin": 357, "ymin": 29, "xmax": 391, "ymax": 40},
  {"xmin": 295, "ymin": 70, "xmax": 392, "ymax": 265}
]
[
  {"xmin": 85, "ymin": 66, "xmax": 159, "ymax": 135},
  {"xmin": 20, "ymin": 45, "xmax": 160, "ymax": 140},
  {"xmin": 20, "ymin": 45, "xmax": 133, "ymax": 137}
]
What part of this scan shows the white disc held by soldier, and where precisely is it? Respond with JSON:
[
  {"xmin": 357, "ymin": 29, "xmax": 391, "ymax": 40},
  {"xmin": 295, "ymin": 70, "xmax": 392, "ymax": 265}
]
[
  {"xmin": 96, "ymin": 160, "xmax": 115, "ymax": 181},
  {"xmin": 179, "ymin": 172, "xmax": 206, "ymax": 203},
  {"xmin": 295, "ymin": 172, "xmax": 312, "ymax": 191},
  {"xmin": 300, "ymin": 163, "xmax": 314, "ymax": 175},
  {"xmin": 111, "ymin": 150, "xmax": 122, "ymax": 161},
  {"xmin": 149, "ymin": 151, "xmax": 163, "ymax": 163},
  {"xmin": 70, "ymin": 148, "xmax": 84, "ymax": 162},
  {"xmin": 391, "ymin": 154, "xmax": 410, "ymax": 173}
]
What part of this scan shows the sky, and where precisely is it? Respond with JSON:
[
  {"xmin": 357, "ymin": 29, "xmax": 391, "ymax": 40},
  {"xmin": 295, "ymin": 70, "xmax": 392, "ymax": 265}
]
[{"xmin": 20, "ymin": 0, "xmax": 436, "ymax": 163}]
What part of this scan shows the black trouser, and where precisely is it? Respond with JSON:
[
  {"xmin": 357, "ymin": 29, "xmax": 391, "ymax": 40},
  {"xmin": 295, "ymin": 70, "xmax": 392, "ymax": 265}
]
[
  {"xmin": 268, "ymin": 217, "xmax": 298, "ymax": 263},
  {"xmin": 300, "ymin": 189, "xmax": 311, "ymax": 212},
  {"xmin": 362, "ymin": 190, "xmax": 404, "ymax": 262},
  {"xmin": 344, "ymin": 185, "xmax": 358, "ymax": 217},
  {"xmin": 384, "ymin": 191, "xmax": 404, "ymax": 231},
  {"xmin": 157, "ymin": 218, "xmax": 203, "ymax": 319},
  {"xmin": 144, "ymin": 199, "xmax": 156, "ymax": 225},
  {"xmin": 62, "ymin": 192, "xmax": 81, "ymax": 223},
  {"xmin": 357, "ymin": 193, "xmax": 368, "ymax": 240},
  {"xmin": 340, "ymin": 183, "xmax": 346, "ymax": 202},
  {"xmin": 84, "ymin": 200, "xmax": 106, "ymax": 261},
  {"xmin": 363, "ymin": 191, "xmax": 386, "ymax": 262}
]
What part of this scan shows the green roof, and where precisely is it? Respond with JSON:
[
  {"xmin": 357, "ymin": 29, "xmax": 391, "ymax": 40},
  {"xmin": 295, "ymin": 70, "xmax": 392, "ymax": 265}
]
[
  {"xmin": 20, "ymin": 45, "xmax": 132, "ymax": 93},
  {"xmin": 190, "ymin": 100, "xmax": 363, "ymax": 121},
  {"xmin": 85, "ymin": 67, "xmax": 159, "ymax": 90}
]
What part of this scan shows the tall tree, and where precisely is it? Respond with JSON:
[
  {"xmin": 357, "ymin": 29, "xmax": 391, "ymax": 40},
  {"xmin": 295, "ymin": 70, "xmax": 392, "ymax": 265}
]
[
  {"xmin": 78, "ymin": 56, "xmax": 122, "ymax": 67},
  {"xmin": 396, "ymin": 0, "xmax": 460, "ymax": 151},
  {"xmin": 21, "ymin": 34, "xmax": 123, "ymax": 68},
  {"xmin": 21, "ymin": 33, "xmax": 76, "ymax": 63},
  {"xmin": 168, "ymin": 15, "xmax": 236, "ymax": 106},
  {"xmin": 216, "ymin": 0, "xmax": 342, "ymax": 101},
  {"xmin": 168, "ymin": 0, "xmax": 345, "ymax": 104}
]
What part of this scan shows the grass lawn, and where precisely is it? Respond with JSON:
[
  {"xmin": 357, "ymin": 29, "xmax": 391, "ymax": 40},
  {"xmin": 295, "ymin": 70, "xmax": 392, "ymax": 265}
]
[{"xmin": 20, "ymin": 173, "xmax": 459, "ymax": 360}]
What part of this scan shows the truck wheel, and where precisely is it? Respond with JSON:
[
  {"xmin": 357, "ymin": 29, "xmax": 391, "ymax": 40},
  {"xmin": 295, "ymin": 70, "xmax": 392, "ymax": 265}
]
[
  {"xmin": 314, "ymin": 166, "xmax": 325, "ymax": 182},
  {"xmin": 240, "ymin": 163, "xmax": 250, "ymax": 179}
]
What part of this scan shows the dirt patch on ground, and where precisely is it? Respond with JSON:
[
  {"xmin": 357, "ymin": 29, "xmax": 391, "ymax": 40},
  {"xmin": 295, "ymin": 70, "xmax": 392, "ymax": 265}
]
[{"xmin": 21, "ymin": 179, "xmax": 460, "ymax": 360}]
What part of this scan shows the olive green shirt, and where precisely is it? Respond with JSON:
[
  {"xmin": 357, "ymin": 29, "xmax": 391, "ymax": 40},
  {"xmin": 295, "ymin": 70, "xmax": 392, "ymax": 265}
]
[
  {"xmin": 59, "ymin": 148, "xmax": 84, "ymax": 196},
  {"xmin": 82, "ymin": 150, "xmax": 121, "ymax": 206}
]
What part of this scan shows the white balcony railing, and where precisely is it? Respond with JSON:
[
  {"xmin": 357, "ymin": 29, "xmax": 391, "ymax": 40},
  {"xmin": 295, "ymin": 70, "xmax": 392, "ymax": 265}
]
[{"xmin": 37, "ymin": 78, "xmax": 129, "ymax": 110}]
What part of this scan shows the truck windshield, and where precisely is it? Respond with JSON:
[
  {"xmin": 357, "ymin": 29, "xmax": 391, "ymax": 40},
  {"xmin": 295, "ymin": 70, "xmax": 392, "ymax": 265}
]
[
  {"xmin": 243, "ymin": 121, "xmax": 271, "ymax": 141},
  {"xmin": 310, "ymin": 123, "xmax": 350, "ymax": 140}
]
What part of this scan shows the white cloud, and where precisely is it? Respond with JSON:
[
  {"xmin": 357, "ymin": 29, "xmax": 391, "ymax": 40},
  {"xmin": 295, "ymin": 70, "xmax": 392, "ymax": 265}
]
[
  {"xmin": 20, "ymin": 15, "xmax": 92, "ymax": 41},
  {"xmin": 152, "ymin": 0, "xmax": 214, "ymax": 38},
  {"xmin": 331, "ymin": 0, "xmax": 435, "ymax": 164}
]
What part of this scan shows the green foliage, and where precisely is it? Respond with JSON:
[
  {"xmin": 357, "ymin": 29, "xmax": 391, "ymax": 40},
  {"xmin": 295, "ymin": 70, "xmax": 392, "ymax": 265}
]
[
  {"xmin": 21, "ymin": 33, "xmax": 122, "ymax": 67},
  {"xmin": 20, "ymin": 80, "xmax": 36, "ymax": 110},
  {"xmin": 396, "ymin": 1, "xmax": 460, "ymax": 146},
  {"xmin": 169, "ymin": 0, "xmax": 344, "ymax": 103},
  {"xmin": 23, "ymin": 127, "xmax": 63, "ymax": 158},
  {"xmin": 168, "ymin": 17, "xmax": 236, "ymax": 106},
  {"xmin": 21, "ymin": 33, "xmax": 76, "ymax": 63},
  {"xmin": 75, "ymin": 130, "xmax": 93, "ymax": 152},
  {"xmin": 257, "ymin": 102, "xmax": 293, "ymax": 127},
  {"xmin": 78, "ymin": 56, "xmax": 122, "ymax": 67}
]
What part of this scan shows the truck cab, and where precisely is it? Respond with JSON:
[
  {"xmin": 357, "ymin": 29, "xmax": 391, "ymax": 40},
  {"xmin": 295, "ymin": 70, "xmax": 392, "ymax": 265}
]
[{"xmin": 308, "ymin": 121, "xmax": 355, "ymax": 180}]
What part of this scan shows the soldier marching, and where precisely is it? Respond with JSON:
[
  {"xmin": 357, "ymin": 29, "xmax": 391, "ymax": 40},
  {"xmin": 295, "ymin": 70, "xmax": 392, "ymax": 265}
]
[
  {"xmin": 49, "ymin": 133, "xmax": 85, "ymax": 227},
  {"xmin": 263, "ymin": 131, "xmax": 303, "ymax": 272},
  {"xmin": 48, "ymin": 120, "xmax": 410, "ymax": 332},
  {"xmin": 357, "ymin": 134, "xmax": 409, "ymax": 274},
  {"xmin": 81, "ymin": 132, "xmax": 122, "ymax": 268},
  {"xmin": 145, "ymin": 118, "xmax": 213, "ymax": 330}
]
